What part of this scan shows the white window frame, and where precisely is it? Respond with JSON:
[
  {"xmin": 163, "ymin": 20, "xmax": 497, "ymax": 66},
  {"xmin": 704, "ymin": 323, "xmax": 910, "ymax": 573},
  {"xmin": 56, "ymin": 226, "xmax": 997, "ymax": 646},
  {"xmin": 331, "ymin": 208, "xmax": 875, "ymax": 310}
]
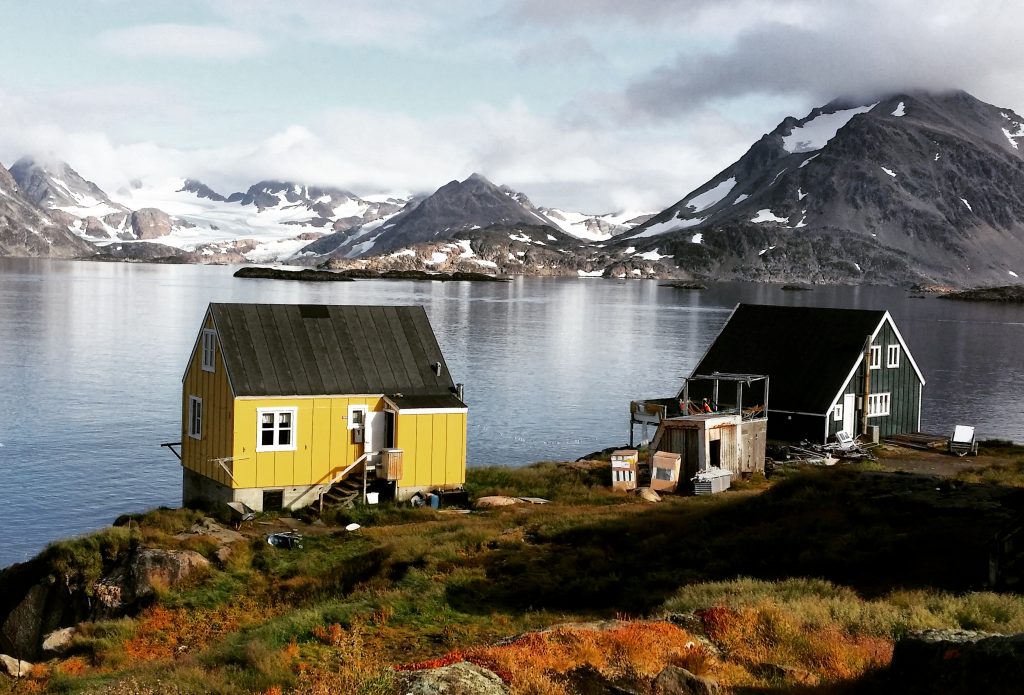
[
  {"xmin": 833, "ymin": 403, "xmax": 844, "ymax": 422},
  {"xmin": 868, "ymin": 345, "xmax": 881, "ymax": 370},
  {"xmin": 348, "ymin": 405, "xmax": 368, "ymax": 430},
  {"xmin": 867, "ymin": 392, "xmax": 891, "ymax": 417},
  {"xmin": 887, "ymin": 344, "xmax": 900, "ymax": 368},
  {"xmin": 188, "ymin": 396, "xmax": 202, "ymax": 440},
  {"xmin": 256, "ymin": 407, "xmax": 297, "ymax": 452},
  {"xmin": 201, "ymin": 329, "xmax": 216, "ymax": 372}
]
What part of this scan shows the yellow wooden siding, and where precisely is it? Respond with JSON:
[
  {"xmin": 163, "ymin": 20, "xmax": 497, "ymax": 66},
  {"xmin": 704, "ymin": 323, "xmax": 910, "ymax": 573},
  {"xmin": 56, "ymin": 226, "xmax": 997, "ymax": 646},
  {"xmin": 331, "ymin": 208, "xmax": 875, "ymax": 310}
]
[
  {"xmin": 181, "ymin": 312, "xmax": 234, "ymax": 486},
  {"xmin": 395, "ymin": 410, "xmax": 467, "ymax": 489},
  {"xmin": 446, "ymin": 412, "xmax": 466, "ymax": 484},
  {"xmin": 231, "ymin": 396, "xmax": 384, "ymax": 489}
]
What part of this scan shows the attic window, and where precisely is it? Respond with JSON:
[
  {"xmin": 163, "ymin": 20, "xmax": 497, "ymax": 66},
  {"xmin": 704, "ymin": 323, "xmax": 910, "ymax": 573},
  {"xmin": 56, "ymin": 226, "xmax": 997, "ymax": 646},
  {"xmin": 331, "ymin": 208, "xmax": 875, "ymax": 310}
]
[
  {"xmin": 299, "ymin": 305, "xmax": 330, "ymax": 319},
  {"xmin": 887, "ymin": 344, "xmax": 900, "ymax": 368},
  {"xmin": 868, "ymin": 345, "xmax": 881, "ymax": 370},
  {"xmin": 201, "ymin": 329, "xmax": 216, "ymax": 372}
]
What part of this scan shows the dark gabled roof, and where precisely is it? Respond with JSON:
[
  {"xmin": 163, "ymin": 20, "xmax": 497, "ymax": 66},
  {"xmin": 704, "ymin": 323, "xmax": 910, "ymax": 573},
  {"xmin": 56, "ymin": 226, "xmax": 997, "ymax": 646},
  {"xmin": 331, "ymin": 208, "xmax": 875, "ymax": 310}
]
[
  {"xmin": 689, "ymin": 304, "xmax": 888, "ymax": 415},
  {"xmin": 206, "ymin": 303, "xmax": 464, "ymax": 400}
]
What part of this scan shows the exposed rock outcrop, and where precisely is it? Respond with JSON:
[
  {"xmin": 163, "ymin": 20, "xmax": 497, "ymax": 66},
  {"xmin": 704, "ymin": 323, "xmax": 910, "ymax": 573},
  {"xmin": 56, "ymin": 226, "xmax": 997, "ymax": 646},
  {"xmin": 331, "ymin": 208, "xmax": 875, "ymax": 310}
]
[
  {"xmin": 887, "ymin": 628, "xmax": 1024, "ymax": 694},
  {"xmin": 0, "ymin": 546, "xmax": 209, "ymax": 660},
  {"xmin": 401, "ymin": 661, "xmax": 509, "ymax": 694},
  {"xmin": 653, "ymin": 666, "xmax": 723, "ymax": 695},
  {"xmin": 130, "ymin": 207, "xmax": 173, "ymax": 239},
  {"xmin": 0, "ymin": 653, "xmax": 34, "ymax": 678}
]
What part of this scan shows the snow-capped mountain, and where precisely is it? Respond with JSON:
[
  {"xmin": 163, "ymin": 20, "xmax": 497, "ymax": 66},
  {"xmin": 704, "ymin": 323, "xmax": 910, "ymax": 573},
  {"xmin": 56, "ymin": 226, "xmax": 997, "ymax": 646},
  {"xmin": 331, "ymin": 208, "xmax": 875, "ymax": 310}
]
[
  {"xmin": 541, "ymin": 208, "xmax": 653, "ymax": 242},
  {"xmin": 302, "ymin": 173, "xmax": 561, "ymax": 258},
  {"xmin": 622, "ymin": 90, "xmax": 1024, "ymax": 285},
  {"xmin": 113, "ymin": 178, "xmax": 410, "ymax": 262},
  {"xmin": 0, "ymin": 161, "xmax": 94, "ymax": 257}
]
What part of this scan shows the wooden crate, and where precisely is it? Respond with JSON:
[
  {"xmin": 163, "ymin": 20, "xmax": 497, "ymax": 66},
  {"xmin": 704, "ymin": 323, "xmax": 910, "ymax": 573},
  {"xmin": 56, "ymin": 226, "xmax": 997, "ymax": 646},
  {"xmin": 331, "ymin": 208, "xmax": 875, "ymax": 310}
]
[{"xmin": 380, "ymin": 448, "xmax": 404, "ymax": 481}]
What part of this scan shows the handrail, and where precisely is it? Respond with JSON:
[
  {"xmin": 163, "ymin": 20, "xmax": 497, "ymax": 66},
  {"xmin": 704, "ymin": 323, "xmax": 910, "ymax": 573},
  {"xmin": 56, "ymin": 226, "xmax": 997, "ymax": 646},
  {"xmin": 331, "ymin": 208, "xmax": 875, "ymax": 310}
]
[
  {"xmin": 326, "ymin": 453, "xmax": 369, "ymax": 488},
  {"xmin": 318, "ymin": 453, "xmax": 369, "ymax": 511}
]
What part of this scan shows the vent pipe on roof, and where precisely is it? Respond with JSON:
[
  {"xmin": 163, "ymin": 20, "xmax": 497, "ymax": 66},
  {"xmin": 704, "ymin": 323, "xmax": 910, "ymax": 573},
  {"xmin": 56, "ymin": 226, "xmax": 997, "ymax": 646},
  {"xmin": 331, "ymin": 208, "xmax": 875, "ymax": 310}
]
[
  {"xmin": 432, "ymin": 362, "xmax": 442, "ymax": 377},
  {"xmin": 456, "ymin": 383, "xmax": 464, "ymax": 401}
]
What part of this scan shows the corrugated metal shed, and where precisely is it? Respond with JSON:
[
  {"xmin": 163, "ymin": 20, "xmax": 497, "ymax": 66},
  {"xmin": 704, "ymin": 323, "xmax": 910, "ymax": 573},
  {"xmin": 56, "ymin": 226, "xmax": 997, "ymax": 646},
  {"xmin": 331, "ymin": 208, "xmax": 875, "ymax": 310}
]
[{"xmin": 207, "ymin": 303, "xmax": 462, "ymax": 399}]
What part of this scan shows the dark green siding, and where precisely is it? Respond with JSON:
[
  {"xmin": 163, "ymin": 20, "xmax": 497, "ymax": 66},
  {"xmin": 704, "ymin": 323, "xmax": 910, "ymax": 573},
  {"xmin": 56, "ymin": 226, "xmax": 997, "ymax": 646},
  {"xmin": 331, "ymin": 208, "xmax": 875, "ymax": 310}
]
[{"xmin": 826, "ymin": 320, "xmax": 922, "ymax": 440}]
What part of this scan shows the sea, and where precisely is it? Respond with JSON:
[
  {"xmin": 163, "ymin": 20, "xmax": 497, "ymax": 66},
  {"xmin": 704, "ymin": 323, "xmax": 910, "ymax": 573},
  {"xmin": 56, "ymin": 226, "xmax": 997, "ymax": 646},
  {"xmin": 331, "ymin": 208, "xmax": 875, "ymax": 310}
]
[{"xmin": 1, "ymin": 257, "xmax": 1022, "ymax": 568}]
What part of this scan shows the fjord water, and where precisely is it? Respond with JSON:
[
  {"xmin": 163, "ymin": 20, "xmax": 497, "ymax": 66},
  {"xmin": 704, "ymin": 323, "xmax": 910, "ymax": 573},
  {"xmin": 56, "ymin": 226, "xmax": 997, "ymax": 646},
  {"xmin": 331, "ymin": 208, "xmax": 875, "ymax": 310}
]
[{"xmin": 1, "ymin": 258, "xmax": 1023, "ymax": 567}]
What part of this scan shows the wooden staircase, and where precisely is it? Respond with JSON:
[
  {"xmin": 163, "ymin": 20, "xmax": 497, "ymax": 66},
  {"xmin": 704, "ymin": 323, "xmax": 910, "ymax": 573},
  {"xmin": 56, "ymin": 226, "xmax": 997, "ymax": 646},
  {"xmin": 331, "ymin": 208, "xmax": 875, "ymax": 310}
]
[
  {"xmin": 321, "ymin": 474, "xmax": 364, "ymax": 509},
  {"xmin": 319, "ymin": 455, "xmax": 370, "ymax": 511}
]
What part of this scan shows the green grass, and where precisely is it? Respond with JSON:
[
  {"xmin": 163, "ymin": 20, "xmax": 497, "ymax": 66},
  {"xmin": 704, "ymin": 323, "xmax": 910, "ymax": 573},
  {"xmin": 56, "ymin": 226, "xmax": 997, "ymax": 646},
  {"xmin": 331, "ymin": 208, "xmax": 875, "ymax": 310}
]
[
  {"xmin": 465, "ymin": 461, "xmax": 626, "ymax": 504},
  {"xmin": 21, "ymin": 456, "xmax": 1024, "ymax": 693},
  {"xmin": 663, "ymin": 577, "xmax": 1024, "ymax": 639}
]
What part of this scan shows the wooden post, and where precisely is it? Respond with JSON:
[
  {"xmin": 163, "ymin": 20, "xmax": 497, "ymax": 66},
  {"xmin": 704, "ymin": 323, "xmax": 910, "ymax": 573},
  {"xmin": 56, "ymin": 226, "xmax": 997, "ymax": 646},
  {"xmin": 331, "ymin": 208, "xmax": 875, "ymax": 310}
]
[{"xmin": 861, "ymin": 336, "xmax": 872, "ymax": 436}]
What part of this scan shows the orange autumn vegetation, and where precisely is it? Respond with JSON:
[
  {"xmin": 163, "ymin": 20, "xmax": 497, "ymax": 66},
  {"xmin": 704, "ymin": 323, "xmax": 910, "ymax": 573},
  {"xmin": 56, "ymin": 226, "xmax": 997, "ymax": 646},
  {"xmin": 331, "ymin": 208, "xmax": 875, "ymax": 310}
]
[
  {"xmin": 698, "ymin": 605, "xmax": 894, "ymax": 684},
  {"xmin": 123, "ymin": 600, "xmax": 270, "ymax": 663},
  {"xmin": 402, "ymin": 621, "xmax": 719, "ymax": 695}
]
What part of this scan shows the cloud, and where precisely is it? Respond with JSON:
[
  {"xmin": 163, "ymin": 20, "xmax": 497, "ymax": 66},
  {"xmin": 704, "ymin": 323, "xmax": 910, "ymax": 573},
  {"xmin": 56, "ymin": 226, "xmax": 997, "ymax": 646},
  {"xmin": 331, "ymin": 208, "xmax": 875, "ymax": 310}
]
[
  {"xmin": 97, "ymin": 23, "xmax": 267, "ymax": 60},
  {"xmin": 622, "ymin": 2, "xmax": 1022, "ymax": 118},
  {"xmin": 205, "ymin": 0, "xmax": 456, "ymax": 48},
  {"xmin": 515, "ymin": 35, "xmax": 607, "ymax": 68}
]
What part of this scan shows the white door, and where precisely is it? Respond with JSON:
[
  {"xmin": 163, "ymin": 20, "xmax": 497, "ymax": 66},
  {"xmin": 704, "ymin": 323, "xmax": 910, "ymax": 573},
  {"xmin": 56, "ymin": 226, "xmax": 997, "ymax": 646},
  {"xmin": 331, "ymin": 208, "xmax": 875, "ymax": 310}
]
[
  {"xmin": 842, "ymin": 393, "xmax": 856, "ymax": 436},
  {"xmin": 365, "ymin": 411, "xmax": 386, "ymax": 458}
]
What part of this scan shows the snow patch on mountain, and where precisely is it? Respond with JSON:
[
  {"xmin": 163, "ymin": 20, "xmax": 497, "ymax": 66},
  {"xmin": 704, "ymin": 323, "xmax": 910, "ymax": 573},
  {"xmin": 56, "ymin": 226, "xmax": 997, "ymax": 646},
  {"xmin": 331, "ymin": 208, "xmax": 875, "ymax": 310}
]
[
  {"xmin": 684, "ymin": 177, "xmax": 736, "ymax": 212},
  {"xmin": 632, "ymin": 215, "xmax": 704, "ymax": 238},
  {"xmin": 892, "ymin": 102, "xmax": 906, "ymax": 117},
  {"xmin": 751, "ymin": 209, "xmax": 789, "ymax": 223},
  {"xmin": 782, "ymin": 103, "xmax": 877, "ymax": 153},
  {"xmin": 632, "ymin": 248, "xmax": 670, "ymax": 261},
  {"xmin": 881, "ymin": 167, "xmax": 897, "ymax": 177}
]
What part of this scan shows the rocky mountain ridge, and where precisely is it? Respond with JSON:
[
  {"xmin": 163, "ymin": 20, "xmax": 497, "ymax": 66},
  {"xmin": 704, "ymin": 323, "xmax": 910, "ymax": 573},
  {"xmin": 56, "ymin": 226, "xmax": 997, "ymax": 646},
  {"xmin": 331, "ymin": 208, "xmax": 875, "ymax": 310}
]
[
  {"xmin": 0, "ymin": 162, "xmax": 94, "ymax": 257},
  {"xmin": 621, "ymin": 90, "xmax": 1024, "ymax": 286},
  {"xmin": 4, "ymin": 88, "xmax": 1024, "ymax": 286}
]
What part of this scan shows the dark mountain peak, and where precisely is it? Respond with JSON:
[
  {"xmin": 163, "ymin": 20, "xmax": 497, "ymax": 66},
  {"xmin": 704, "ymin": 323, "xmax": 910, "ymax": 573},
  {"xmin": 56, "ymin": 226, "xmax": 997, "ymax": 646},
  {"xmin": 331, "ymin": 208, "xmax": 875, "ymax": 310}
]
[
  {"xmin": 621, "ymin": 88, "xmax": 1024, "ymax": 286},
  {"xmin": 333, "ymin": 173, "xmax": 558, "ymax": 256},
  {"xmin": 179, "ymin": 179, "xmax": 226, "ymax": 202}
]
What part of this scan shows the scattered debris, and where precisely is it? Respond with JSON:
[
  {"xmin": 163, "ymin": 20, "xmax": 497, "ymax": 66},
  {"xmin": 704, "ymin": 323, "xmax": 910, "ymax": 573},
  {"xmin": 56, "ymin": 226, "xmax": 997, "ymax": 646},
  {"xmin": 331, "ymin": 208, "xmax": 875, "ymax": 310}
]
[
  {"xmin": 948, "ymin": 425, "xmax": 979, "ymax": 456},
  {"xmin": 266, "ymin": 531, "xmax": 303, "ymax": 550},
  {"xmin": 693, "ymin": 468, "xmax": 733, "ymax": 495},
  {"xmin": 226, "ymin": 501, "xmax": 257, "ymax": 529}
]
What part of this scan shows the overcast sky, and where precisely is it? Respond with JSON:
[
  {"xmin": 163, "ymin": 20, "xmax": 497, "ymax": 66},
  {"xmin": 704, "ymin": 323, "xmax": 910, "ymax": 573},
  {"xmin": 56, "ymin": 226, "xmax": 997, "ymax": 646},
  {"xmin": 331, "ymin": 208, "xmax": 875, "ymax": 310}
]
[{"xmin": 1, "ymin": 1, "xmax": 1020, "ymax": 212}]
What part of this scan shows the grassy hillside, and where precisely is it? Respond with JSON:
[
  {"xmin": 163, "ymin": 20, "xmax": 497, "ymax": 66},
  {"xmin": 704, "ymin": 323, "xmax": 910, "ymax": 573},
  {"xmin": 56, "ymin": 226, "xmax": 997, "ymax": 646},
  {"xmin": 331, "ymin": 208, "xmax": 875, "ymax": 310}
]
[{"xmin": 4, "ymin": 448, "xmax": 1024, "ymax": 694}]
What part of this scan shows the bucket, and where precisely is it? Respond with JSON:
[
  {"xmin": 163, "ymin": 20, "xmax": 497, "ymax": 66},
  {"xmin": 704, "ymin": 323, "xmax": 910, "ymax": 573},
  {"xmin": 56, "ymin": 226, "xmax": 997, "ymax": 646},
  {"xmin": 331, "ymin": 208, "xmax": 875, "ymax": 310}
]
[{"xmin": 366, "ymin": 492, "xmax": 380, "ymax": 505}]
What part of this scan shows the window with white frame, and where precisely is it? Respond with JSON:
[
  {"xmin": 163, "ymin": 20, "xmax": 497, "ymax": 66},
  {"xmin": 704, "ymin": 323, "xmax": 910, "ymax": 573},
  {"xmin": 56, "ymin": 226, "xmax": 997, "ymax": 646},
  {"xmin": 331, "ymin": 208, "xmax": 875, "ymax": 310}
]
[
  {"xmin": 201, "ymin": 329, "xmax": 216, "ymax": 372},
  {"xmin": 833, "ymin": 403, "xmax": 844, "ymax": 421},
  {"xmin": 868, "ymin": 345, "xmax": 881, "ymax": 369},
  {"xmin": 867, "ymin": 392, "xmax": 890, "ymax": 417},
  {"xmin": 188, "ymin": 396, "xmax": 202, "ymax": 439},
  {"xmin": 887, "ymin": 344, "xmax": 900, "ymax": 368},
  {"xmin": 257, "ymin": 407, "xmax": 297, "ymax": 451}
]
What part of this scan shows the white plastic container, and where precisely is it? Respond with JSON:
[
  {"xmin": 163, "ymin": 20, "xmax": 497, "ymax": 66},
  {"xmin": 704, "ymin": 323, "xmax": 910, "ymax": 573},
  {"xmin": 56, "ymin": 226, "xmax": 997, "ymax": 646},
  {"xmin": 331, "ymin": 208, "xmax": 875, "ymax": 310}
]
[{"xmin": 366, "ymin": 492, "xmax": 380, "ymax": 504}]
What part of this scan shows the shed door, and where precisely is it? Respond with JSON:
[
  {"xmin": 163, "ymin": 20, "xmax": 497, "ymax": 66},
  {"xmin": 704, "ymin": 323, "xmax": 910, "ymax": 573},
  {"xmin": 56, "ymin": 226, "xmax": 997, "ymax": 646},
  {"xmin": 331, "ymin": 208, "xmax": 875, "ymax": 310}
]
[{"xmin": 842, "ymin": 393, "xmax": 856, "ymax": 436}]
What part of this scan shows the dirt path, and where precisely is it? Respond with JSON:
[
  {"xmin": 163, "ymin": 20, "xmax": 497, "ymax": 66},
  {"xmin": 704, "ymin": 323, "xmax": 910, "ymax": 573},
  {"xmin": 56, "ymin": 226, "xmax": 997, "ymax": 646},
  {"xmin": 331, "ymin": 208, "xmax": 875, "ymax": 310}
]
[{"xmin": 875, "ymin": 445, "xmax": 1005, "ymax": 477}]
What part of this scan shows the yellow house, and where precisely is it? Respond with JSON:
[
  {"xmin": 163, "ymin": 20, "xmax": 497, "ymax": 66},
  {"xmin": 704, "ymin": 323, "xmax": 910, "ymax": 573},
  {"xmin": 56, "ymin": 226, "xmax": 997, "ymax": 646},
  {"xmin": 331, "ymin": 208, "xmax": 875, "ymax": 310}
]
[{"xmin": 178, "ymin": 303, "xmax": 468, "ymax": 511}]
